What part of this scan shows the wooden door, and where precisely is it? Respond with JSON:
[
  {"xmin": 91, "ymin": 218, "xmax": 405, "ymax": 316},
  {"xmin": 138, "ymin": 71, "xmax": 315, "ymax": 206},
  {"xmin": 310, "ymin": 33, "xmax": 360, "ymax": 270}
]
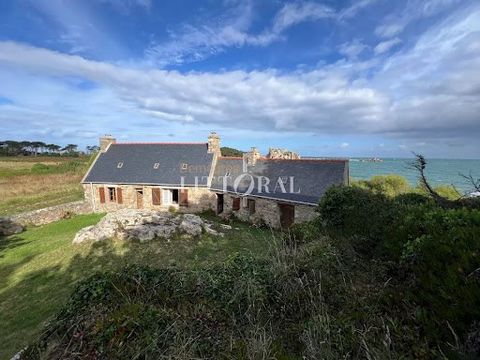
[
  {"xmin": 135, "ymin": 188, "xmax": 143, "ymax": 209},
  {"xmin": 180, "ymin": 189, "xmax": 189, "ymax": 207},
  {"xmin": 217, "ymin": 194, "xmax": 224, "ymax": 214},
  {"xmin": 279, "ymin": 204, "xmax": 295, "ymax": 229}
]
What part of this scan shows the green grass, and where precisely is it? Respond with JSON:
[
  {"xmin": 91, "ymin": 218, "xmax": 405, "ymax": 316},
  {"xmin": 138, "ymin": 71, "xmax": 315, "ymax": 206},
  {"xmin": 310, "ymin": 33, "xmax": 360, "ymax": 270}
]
[{"xmin": 0, "ymin": 213, "xmax": 274, "ymax": 358}]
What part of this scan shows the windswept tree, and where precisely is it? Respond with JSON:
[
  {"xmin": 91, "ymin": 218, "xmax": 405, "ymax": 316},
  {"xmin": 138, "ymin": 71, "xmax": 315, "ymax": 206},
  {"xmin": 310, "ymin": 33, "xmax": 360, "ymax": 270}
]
[
  {"xmin": 46, "ymin": 144, "xmax": 61, "ymax": 154},
  {"xmin": 86, "ymin": 145, "xmax": 100, "ymax": 154},
  {"xmin": 62, "ymin": 144, "xmax": 78, "ymax": 153}
]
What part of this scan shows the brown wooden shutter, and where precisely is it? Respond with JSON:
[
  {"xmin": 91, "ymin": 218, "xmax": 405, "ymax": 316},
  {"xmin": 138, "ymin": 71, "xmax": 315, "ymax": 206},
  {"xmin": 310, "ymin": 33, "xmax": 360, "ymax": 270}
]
[
  {"xmin": 152, "ymin": 188, "xmax": 161, "ymax": 205},
  {"xmin": 232, "ymin": 197, "xmax": 240, "ymax": 211},
  {"xmin": 180, "ymin": 189, "xmax": 189, "ymax": 207},
  {"xmin": 99, "ymin": 187, "xmax": 105, "ymax": 204},
  {"xmin": 117, "ymin": 187, "xmax": 123, "ymax": 204}
]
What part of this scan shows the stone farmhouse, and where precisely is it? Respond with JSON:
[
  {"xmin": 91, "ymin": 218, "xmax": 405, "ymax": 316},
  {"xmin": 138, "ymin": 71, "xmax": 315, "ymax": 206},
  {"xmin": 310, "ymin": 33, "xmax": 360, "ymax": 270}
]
[{"xmin": 82, "ymin": 133, "xmax": 349, "ymax": 228}]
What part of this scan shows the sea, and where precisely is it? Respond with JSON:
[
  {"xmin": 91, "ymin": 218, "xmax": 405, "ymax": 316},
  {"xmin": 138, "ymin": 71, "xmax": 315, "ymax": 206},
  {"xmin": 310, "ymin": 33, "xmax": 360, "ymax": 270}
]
[{"xmin": 349, "ymin": 158, "xmax": 480, "ymax": 194}]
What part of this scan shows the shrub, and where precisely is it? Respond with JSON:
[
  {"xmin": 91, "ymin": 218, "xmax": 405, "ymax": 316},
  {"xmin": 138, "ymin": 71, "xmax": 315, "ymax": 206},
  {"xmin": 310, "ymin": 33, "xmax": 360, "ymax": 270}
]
[
  {"xmin": 317, "ymin": 185, "xmax": 394, "ymax": 255},
  {"xmin": 354, "ymin": 174, "xmax": 411, "ymax": 197},
  {"xmin": 433, "ymin": 184, "xmax": 461, "ymax": 200},
  {"xmin": 399, "ymin": 207, "xmax": 480, "ymax": 337},
  {"xmin": 30, "ymin": 163, "xmax": 51, "ymax": 173}
]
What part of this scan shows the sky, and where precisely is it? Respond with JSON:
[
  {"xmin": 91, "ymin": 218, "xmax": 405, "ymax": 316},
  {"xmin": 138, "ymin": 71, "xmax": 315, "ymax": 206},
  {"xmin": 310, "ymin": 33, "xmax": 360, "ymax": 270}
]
[{"xmin": 0, "ymin": 0, "xmax": 479, "ymax": 158}]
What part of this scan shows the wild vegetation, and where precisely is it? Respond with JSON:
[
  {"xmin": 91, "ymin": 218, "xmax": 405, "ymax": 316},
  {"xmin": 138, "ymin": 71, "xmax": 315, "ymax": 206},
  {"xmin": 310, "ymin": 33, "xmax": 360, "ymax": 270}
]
[
  {"xmin": 0, "ymin": 213, "xmax": 274, "ymax": 359},
  {"xmin": 18, "ymin": 175, "xmax": 480, "ymax": 358},
  {"xmin": 2, "ymin": 155, "xmax": 479, "ymax": 359},
  {"xmin": 0, "ymin": 156, "xmax": 91, "ymax": 215},
  {"xmin": 220, "ymin": 146, "xmax": 244, "ymax": 157}
]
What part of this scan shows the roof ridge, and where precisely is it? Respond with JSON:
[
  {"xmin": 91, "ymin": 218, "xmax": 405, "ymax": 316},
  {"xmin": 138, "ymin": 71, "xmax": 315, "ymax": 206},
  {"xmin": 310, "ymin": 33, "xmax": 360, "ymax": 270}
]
[
  {"xmin": 219, "ymin": 156, "xmax": 243, "ymax": 159},
  {"xmin": 114, "ymin": 142, "xmax": 207, "ymax": 145},
  {"xmin": 258, "ymin": 157, "xmax": 348, "ymax": 163}
]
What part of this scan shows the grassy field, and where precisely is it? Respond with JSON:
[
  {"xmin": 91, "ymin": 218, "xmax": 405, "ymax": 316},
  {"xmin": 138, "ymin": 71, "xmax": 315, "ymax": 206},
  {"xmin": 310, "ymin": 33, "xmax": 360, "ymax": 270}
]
[
  {"xmin": 0, "ymin": 156, "xmax": 91, "ymax": 216},
  {"xmin": 0, "ymin": 213, "xmax": 275, "ymax": 359}
]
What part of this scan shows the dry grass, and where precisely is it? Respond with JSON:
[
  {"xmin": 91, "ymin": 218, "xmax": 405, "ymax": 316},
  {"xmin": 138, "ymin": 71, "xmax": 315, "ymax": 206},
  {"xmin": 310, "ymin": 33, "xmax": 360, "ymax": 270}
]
[
  {"xmin": 0, "ymin": 160, "xmax": 63, "ymax": 171},
  {"xmin": 0, "ymin": 172, "xmax": 82, "ymax": 199},
  {"xmin": 0, "ymin": 157, "xmax": 90, "ymax": 215}
]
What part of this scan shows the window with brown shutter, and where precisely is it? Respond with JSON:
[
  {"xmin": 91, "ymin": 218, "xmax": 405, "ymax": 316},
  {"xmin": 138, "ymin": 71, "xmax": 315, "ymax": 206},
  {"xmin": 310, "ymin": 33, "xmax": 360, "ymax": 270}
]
[
  {"xmin": 99, "ymin": 187, "xmax": 105, "ymax": 203},
  {"xmin": 117, "ymin": 187, "xmax": 123, "ymax": 204},
  {"xmin": 152, "ymin": 188, "xmax": 161, "ymax": 205},
  {"xmin": 248, "ymin": 199, "xmax": 256, "ymax": 214},
  {"xmin": 180, "ymin": 189, "xmax": 188, "ymax": 207},
  {"xmin": 232, "ymin": 197, "xmax": 240, "ymax": 211}
]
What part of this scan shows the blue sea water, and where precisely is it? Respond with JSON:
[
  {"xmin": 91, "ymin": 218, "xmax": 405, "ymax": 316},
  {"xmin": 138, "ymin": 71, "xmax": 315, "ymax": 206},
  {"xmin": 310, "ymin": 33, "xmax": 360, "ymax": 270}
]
[{"xmin": 349, "ymin": 158, "xmax": 480, "ymax": 194}]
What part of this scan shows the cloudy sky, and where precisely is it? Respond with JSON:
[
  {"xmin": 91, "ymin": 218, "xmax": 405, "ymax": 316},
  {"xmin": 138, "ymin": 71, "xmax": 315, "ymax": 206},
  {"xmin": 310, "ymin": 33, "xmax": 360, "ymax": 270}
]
[{"xmin": 0, "ymin": 0, "xmax": 479, "ymax": 158}]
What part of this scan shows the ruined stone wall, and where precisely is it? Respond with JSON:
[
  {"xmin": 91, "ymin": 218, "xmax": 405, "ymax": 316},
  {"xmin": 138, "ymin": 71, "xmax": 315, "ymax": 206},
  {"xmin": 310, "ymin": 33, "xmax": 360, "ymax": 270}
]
[
  {"xmin": 3, "ymin": 200, "xmax": 92, "ymax": 228},
  {"xmin": 84, "ymin": 184, "xmax": 216, "ymax": 213},
  {"xmin": 219, "ymin": 193, "xmax": 315, "ymax": 228}
]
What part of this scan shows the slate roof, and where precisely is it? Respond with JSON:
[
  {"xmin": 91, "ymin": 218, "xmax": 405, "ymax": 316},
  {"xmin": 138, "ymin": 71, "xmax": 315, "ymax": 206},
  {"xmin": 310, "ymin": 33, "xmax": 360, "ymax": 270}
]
[
  {"xmin": 210, "ymin": 157, "xmax": 348, "ymax": 205},
  {"xmin": 83, "ymin": 143, "xmax": 213, "ymax": 186}
]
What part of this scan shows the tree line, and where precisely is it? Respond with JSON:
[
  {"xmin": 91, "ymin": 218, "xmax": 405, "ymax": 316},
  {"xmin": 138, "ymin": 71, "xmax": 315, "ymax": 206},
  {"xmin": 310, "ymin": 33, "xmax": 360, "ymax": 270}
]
[{"xmin": 0, "ymin": 140, "xmax": 100, "ymax": 156}]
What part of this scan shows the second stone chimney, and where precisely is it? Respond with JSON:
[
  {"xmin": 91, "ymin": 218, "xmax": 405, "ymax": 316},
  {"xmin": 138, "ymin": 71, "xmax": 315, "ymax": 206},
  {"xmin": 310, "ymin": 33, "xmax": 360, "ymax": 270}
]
[
  {"xmin": 99, "ymin": 135, "xmax": 116, "ymax": 152},
  {"xmin": 244, "ymin": 147, "xmax": 261, "ymax": 166},
  {"xmin": 207, "ymin": 132, "xmax": 221, "ymax": 156}
]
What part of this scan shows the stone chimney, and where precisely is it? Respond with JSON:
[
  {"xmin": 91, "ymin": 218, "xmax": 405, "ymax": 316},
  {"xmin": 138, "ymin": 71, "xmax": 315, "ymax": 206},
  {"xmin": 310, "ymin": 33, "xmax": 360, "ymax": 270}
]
[
  {"xmin": 244, "ymin": 147, "xmax": 261, "ymax": 166},
  {"xmin": 207, "ymin": 131, "xmax": 221, "ymax": 156},
  {"xmin": 99, "ymin": 135, "xmax": 116, "ymax": 152}
]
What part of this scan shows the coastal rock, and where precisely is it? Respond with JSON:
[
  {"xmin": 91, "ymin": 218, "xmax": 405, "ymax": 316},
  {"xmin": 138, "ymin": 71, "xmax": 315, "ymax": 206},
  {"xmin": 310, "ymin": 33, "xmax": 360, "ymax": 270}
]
[
  {"xmin": 0, "ymin": 218, "xmax": 24, "ymax": 237},
  {"xmin": 73, "ymin": 209, "xmax": 220, "ymax": 244},
  {"xmin": 180, "ymin": 214, "xmax": 203, "ymax": 236}
]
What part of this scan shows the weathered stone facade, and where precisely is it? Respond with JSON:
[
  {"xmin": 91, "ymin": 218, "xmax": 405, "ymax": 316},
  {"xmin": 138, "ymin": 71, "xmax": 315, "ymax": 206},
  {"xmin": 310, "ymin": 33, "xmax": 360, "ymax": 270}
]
[
  {"xmin": 84, "ymin": 184, "xmax": 216, "ymax": 214},
  {"xmin": 217, "ymin": 193, "xmax": 316, "ymax": 228}
]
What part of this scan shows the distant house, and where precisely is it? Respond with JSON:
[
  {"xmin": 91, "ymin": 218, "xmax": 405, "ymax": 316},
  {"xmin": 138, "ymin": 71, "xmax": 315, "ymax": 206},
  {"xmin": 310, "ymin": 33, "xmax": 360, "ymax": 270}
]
[{"xmin": 82, "ymin": 133, "xmax": 349, "ymax": 228}]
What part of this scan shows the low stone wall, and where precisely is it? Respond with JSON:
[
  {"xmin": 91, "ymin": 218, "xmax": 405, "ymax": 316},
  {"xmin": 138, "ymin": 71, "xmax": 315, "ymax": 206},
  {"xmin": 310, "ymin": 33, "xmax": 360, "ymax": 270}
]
[{"xmin": 4, "ymin": 200, "xmax": 92, "ymax": 228}]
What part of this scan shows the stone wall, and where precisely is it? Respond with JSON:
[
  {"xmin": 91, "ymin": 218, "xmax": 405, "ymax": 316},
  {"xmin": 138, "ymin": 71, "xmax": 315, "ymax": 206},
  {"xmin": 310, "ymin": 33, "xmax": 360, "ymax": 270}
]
[
  {"xmin": 218, "ymin": 193, "xmax": 316, "ymax": 228},
  {"xmin": 84, "ymin": 184, "xmax": 216, "ymax": 214},
  {"xmin": 3, "ymin": 200, "xmax": 92, "ymax": 228}
]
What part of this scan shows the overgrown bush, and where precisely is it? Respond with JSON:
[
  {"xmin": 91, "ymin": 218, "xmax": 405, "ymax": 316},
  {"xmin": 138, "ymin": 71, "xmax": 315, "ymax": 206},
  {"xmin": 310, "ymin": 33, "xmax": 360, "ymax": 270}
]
[
  {"xmin": 317, "ymin": 185, "xmax": 396, "ymax": 255},
  {"xmin": 23, "ymin": 245, "xmax": 440, "ymax": 359},
  {"xmin": 318, "ymin": 184, "xmax": 480, "ymax": 352},
  {"xmin": 354, "ymin": 174, "xmax": 411, "ymax": 197},
  {"xmin": 399, "ymin": 208, "xmax": 480, "ymax": 337}
]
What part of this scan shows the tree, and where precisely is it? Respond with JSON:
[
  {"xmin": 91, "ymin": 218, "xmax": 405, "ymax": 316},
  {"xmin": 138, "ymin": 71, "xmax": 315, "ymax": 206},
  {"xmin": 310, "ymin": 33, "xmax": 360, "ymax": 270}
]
[
  {"xmin": 221, "ymin": 146, "xmax": 244, "ymax": 157},
  {"xmin": 31, "ymin": 141, "xmax": 47, "ymax": 156},
  {"xmin": 86, "ymin": 145, "xmax": 100, "ymax": 154},
  {"xmin": 62, "ymin": 144, "xmax": 78, "ymax": 153},
  {"xmin": 46, "ymin": 144, "xmax": 61, "ymax": 154}
]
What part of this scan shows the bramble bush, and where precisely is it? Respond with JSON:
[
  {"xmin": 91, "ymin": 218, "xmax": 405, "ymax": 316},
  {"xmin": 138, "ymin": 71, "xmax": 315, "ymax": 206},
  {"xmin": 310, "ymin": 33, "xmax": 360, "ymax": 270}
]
[{"xmin": 318, "ymin": 185, "xmax": 480, "ymax": 350}]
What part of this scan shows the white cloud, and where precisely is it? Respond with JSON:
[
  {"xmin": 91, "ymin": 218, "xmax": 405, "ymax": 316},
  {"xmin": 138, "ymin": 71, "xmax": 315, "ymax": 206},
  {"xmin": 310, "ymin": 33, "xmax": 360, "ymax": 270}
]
[
  {"xmin": 374, "ymin": 37, "xmax": 402, "ymax": 54},
  {"xmin": 271, "ymin": 1, "xmax": 333, "ymax": 34},
  {"xmin": 0, "ymin": 4, "xmax": 479, "ymax": 147},
  {"xmin": 146, "ymin": 0, "xmax": 379, "ymax": 66},
  {"xmin": 338, "ymin": 39, "xmax": 368, "ymax": 58},
  {"xmin": 375, "ymin": 0, "xmax": 461, "ymax": 38},
  {"xmin": 340, "ymin": 142, "xmax": 350, "ymax": 148}
]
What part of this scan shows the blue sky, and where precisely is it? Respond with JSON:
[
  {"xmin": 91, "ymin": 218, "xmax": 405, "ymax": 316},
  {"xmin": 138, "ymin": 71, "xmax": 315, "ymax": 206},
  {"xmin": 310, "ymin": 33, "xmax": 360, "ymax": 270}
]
[{"xmin": 0, "ymin": 0, "xmax": 479, "ymax": 158}]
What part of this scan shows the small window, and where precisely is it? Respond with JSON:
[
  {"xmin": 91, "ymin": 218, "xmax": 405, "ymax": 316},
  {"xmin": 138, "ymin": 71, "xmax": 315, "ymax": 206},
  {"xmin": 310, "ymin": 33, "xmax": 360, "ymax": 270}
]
[
  {"xmin": 108, "ymin": 187, "xmax": 117, "ymax": 202},
  {"xmin": 153, "ymin": 163, "xmax": 160, "ymax": 169},
  {"xmin": 181, "ymin": 163, "xmax": 188, "ymax": 170},
  {"xmin": 117, "ymin": 162, "xmax": 123, "ymax": 169}
]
